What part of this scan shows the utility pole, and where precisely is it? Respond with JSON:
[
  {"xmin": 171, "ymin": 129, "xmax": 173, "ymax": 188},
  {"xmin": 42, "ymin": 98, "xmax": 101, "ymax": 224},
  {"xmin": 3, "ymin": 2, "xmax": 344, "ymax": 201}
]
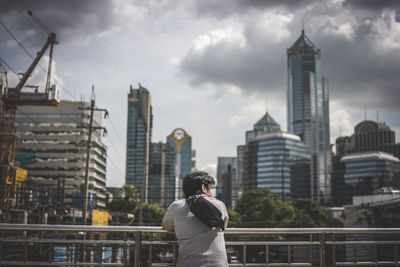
[{"xmin": 79, "ymin": 86, "xmax": 108, "ymax": 225}]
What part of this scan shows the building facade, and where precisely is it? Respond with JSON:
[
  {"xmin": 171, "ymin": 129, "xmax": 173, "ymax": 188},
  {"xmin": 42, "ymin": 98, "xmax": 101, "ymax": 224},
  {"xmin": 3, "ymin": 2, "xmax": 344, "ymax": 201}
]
[
  {"xmin": 167, "ymin": 128, "xmax": 193, "ymax": 199},
  {"xmin": 239, "ymin": 112, "xmax": 311, "ymax": 200},
  {"xmin": 125, "ymin": 84, "xmax": 152, "ymax": 203},
  {"xmin": 216, "ymin": 156, "xmax": 236, "ymax": 209},
  {"xmin": 340, "ymin": 152, "xmax": 400, "ymax": 201},
  {"xmin": 336, "ymin": 120, "xmax": 400, "ymax": 159},
  {"xmin": 149, "ymin": 142, "xmax": 176, "ymax": 207},
  {"xmin": 287, "ymin": 30, "xmax": 331, "ymax": 202},
  {"xmin": 245, "ymin": 132, "xmax": 311, "ymax": 200},
  {"xmin": 15, "ymin": 101, "xmax": 108, "ymax": 209}
]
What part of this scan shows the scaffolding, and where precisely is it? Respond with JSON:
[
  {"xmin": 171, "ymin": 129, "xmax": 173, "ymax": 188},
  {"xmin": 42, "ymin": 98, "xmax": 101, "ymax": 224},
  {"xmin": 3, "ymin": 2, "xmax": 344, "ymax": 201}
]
[{"xmin": 0, "ymin": 33, "xmax": 59, "ymax": 218}]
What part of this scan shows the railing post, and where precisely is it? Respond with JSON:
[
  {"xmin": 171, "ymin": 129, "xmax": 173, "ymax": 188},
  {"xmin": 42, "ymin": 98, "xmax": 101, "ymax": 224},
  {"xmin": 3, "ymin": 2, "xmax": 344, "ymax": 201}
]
[
  {"xmin": 309, "ymin": 234, "xmax": 313, "ymax": 265},
  {"xmin": 243, "ymin": 244, "xmax": 247, "ymax": 266},
  {"xmin": 332, "ymin": 233, "xmax": 336, "ymax": 267},
  {"xmin": 149, "ymin": 233, "xmax": 153, "ymax": 267},
  {"xmin": 123, "ymin": 232, "xmax": 127, "ymax": 267},
  {"xmin": 135, "ymin": 231, "xmax": 141, "ymax": 267},
  {"xmin": 320, "ymin": 232, "xmax": 326, "ymax": 267},
  {"xmin": 266, "ymin": 245, "xmax": 269, "ymax": 266},
  {"xmin": 24, "ymin": 237, "xmax": 28, "ymax": 265},
  {"xmin": 98, "ymin": 242, "xmax": 103, "ymax": 265}
]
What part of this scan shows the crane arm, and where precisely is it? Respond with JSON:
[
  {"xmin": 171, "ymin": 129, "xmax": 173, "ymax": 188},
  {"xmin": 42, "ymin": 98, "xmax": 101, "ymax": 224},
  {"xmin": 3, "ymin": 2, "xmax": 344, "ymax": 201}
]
[{"xmin": 15, "ymin": 33, "xmax": 56, "ymax": 93}]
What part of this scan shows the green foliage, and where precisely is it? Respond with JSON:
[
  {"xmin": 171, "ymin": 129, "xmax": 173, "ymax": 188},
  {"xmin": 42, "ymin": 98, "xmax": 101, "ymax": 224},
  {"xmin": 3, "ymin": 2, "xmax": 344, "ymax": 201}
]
[
  {"xmin": 107, "ymin": 185, "xmax": 139, "ymax": 213},
  {"xmin": 287, "ymin": 198, "xmax": 343, "ymax": 227},
  {"xmin": 121, "ymin": 184, "xmax": 138, "ymax": 199},
  {"xmin": 227, "ymin": 209, "xmax": 241, "ymax": 228},
  {"xmin": 235, "ymin": 188, "xmax": 295, "ymax": 227},
  {"xmin": 135, "ymin": 203, "xmax": 166, "ymax": 226},
  {"xmin": 107, "ymin": 197, "xmax": 137, "ymax": 213},
  {"xmin": 233, "ymin": 188, "xmax": 342, "ymax": 228}
]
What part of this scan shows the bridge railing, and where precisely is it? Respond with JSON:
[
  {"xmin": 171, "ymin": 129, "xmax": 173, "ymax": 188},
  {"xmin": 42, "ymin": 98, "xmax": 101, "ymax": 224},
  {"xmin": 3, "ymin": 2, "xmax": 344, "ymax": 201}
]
[{"xmin": 0, "ymin": 224, "xmax": 399, "ymax": 266}]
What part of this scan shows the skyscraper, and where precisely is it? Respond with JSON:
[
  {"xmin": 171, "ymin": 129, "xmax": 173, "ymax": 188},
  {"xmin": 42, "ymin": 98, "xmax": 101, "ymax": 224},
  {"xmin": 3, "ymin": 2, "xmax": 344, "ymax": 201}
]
[
  {"xmin": 125, "ymin": 84, "xmax": 152, "ymax": 202},
  {"xmin": 238, "ymin": 112, "xmax": 311, "ymax": 200},
  {"xmin": 149, "ymin": 142, "xmax": 176, "ymax": 207},
  {"xmin": 287, "ymin": 30, "xmax": 331, "ymax": 202},
  {"xmin": 216, "ymin": 156, "xmax": 236, "ymax": 209},
  {"xmin": 167, "ymin": 128, "xmax": 193, "ymax": 199}
]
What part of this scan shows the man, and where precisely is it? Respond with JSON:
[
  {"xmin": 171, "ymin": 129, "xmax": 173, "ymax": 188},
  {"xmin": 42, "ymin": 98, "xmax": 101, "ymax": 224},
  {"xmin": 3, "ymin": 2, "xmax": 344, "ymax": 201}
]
[{"xmin": 162, "ymin": 171, "xmax": 229, "ymax": 267}]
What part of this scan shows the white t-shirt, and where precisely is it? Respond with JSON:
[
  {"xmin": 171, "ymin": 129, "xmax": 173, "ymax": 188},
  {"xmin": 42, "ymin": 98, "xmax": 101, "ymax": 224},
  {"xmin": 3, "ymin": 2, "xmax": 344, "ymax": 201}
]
[{"xmin": 162, "ymin": 195, "xmax": 229, "ymax": 267}]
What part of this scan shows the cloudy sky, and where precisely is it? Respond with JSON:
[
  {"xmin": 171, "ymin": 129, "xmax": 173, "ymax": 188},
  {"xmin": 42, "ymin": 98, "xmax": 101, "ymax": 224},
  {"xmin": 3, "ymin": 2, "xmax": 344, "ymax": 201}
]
[{"xmin": 1, "ymin": 0, "xmax": 399, "ymax": 187}]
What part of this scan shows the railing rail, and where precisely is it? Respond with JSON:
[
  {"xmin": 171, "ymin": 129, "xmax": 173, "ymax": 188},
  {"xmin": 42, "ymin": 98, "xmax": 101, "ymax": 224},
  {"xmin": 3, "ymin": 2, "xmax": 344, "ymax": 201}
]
[{"xmin": 0, "ymin": 224, "xmax": 399, "ymax": 267}]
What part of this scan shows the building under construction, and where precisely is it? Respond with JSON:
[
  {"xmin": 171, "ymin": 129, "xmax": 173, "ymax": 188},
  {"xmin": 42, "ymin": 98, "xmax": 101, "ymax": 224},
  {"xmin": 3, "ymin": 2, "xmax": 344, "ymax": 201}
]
[{"xmin": 15, "ymin": 101, "xmax": 108, "ymax": 214}]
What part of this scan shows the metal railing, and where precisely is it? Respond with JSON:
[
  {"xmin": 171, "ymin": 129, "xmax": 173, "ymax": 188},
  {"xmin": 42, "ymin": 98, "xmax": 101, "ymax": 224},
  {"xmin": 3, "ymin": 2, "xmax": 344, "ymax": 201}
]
[{"xmin": 0, "ymin": 224, "xmax": 399, "ymax": 266}]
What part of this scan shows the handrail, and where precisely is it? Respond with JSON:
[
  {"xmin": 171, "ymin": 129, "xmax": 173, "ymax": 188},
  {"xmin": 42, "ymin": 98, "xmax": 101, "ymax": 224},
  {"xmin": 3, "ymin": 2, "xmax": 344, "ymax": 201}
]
[
  {"xmin": 0, "ymin": 223, "xmax": 400, "ymax": 234},
  {"xmin": 0, "ymin": 224, "xmax": 399, "ymax": 267}
]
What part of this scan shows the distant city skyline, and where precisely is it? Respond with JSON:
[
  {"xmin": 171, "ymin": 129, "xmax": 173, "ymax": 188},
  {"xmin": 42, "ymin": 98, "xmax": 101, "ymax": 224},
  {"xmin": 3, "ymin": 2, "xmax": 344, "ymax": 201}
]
[{"xmin": 1, "ymin": 0, "xmax": 399, "ymax": 187}]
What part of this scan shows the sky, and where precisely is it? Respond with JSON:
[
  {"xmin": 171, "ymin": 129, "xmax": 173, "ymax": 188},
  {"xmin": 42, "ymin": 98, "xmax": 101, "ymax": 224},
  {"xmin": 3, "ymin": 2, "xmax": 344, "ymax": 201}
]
[{"xmin": 1, "ymin": 0, "xmax": 399, "ymax": 187}]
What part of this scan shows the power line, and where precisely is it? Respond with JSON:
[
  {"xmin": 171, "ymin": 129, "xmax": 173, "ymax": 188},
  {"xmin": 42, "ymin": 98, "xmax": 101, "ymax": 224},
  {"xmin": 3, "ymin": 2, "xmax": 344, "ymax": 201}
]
[
  {"xmin": 108, "ymin": 118, "xmax": 125, "ymax": 147},
  {"xmin": 15, "ymin": 0, "xmax": 53, "ymax": 34},
  {"xmin": 0, "ymin": 17, "xmax": 47, "ymax": 73},
  {"xmin": 0, "ymin": 56, "xmax": 20, "ymax": 80}
]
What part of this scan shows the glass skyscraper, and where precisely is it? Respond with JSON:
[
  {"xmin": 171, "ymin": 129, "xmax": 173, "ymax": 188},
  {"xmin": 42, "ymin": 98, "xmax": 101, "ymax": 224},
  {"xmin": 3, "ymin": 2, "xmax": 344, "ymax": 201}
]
[
  {"xmin": 125, "ymin": 84, "xmax": 152, "ymax": 202},
  {"xmin": 149, "ymin": 142, "xmax": 176, "ymax": 207},
  {"xmin": 287, "ymin": 30, "xmax": 331, "ymax": 202},
  {"xmin": 167, "ymin": 128, "xmax": 193, "ymax": 199},
  {"xmin": 239, "ymin": 112, "xmax": 311, "ymax": 200}
]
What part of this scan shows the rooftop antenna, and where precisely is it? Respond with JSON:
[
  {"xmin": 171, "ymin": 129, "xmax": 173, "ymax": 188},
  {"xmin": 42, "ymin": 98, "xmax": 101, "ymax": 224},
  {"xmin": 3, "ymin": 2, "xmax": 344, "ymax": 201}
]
[
  {"xmin": 302, "ymin": 18, "xmax": 305, "ymax": 35},
  {"xmin": 91, "ymin": 85, "xmax": 95, "ymax": 101},
  {"xmin": 364, "ymin": 105, "xmax": 367, "ymax": 121},
  {"xmin": 376, "ymin": 110, "xmax": 379, "ymax": 122},
  {"xmin": 339, "ymin": 126, "xmax": 342, "ymax": 137}
]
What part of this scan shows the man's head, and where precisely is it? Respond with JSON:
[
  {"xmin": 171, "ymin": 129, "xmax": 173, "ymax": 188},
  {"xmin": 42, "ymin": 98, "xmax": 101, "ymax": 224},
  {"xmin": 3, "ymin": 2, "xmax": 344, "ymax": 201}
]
[{"xmin": 183, "ymin": 170, "xmax": 215, "ymax": 198}]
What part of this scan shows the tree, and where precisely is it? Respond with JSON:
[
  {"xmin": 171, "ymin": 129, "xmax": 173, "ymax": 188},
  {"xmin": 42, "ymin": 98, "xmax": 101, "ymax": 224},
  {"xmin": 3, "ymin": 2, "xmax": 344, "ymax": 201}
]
[
  {"xmin": 234, "ymin": 188, "xmax": 342, "ymax": 228},
  {"xmin": 135, "ymin": 203, "xmax": 165, "ymax": 226},
  {"xmin": 227, "ymin": 210, "xmax": 241, "ymax": 228},
  {"xmin": 107, "ymin": 185, "xmax": 138, "ymax": 213},
  {"xmin": 288, "ymin": 198, "xmax": 343, "ymax": 227},
  {"xmin": 235, "ymin": 188, "xmax": 295, "ymax": 228}
]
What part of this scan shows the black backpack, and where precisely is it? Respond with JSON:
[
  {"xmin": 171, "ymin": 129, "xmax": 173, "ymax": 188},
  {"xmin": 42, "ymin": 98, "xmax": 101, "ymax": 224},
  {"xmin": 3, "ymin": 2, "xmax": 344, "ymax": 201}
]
[{"xmin": 186, "ymin": 195, "xmax": 225, "ymax": 231}]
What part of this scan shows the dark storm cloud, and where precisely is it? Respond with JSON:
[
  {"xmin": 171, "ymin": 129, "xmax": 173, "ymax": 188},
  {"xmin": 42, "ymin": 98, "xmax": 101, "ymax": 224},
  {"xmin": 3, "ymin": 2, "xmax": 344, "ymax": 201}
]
[
  {"xmin": 179, "ymin": 23, "xmax": 287, "ymax": 94},
  {"xmin": 0, "ymin": 0, "xmax": 118, "ymax": 47},
  {"xmin": 178, "ymin": 1, "xmax": 400, "ymax": 112},
  {"xmin": 192, "ymin": 0, "xmax": 318, "ymax": 18},
  {"xmin": 343, "ymin": 0, "xmax": 400, "ymax": 10}
]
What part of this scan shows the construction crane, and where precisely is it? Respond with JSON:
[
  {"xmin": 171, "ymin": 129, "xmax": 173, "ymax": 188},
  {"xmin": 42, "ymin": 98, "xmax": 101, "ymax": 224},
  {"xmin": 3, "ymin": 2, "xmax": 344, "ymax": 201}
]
[{"xmin": 0, "ymin": 33, "xmax": 59, "ymax": 216}]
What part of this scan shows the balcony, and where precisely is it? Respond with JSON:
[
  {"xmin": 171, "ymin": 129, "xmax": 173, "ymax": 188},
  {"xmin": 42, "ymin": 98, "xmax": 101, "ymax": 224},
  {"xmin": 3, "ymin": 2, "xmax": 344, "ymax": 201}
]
[{"xmin": 0, "ymin": 224, "xmax": 399, "ymax": 266}]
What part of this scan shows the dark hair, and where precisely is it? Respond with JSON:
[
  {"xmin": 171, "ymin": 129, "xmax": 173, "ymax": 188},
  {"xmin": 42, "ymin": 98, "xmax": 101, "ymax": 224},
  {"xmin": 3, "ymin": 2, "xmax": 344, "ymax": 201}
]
[{"xmin": 183, "ymin": 170, "xmax": 215, "ymax": 198}]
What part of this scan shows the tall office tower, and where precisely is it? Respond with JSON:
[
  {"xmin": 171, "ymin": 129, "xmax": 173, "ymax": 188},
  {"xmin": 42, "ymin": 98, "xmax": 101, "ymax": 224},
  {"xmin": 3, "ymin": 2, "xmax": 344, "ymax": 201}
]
[
  {"xmin": 216, "ymin": 156, "xmax": 236, "ymax": 209},
  {"xmin": 239, "ymin": 112, "xmax": 310, "ymax": 200},
  {"xmin": 149, "ymin": 142, "xmax": 176, "ymax": 207},
  {"xmin": 167, "ymin": 128, "xmax": 193, "ymax": 199},
  {"xmin": 235, "ymin": 145, "xmax": 246, "ymax": 206},
  {"xmin": 287, "ymin": 30, "xmax": 331, "ymax": 202},
  {"xmin": 15, "ymin": 101, "xmax": 108, "ymax": 209},
  {"xmin": 125, "ymin": 84, "xmax": 152, "ymax": 203},
  {"xmin": 336, "ymin": 120, "xmax": 400, "ymax": 159}
]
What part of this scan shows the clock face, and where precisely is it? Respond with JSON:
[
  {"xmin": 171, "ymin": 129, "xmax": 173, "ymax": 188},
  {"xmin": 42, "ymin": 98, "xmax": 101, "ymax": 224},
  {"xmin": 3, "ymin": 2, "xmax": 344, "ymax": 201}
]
[{"xmin": 174, "ymin": 129, "xmax": 184, "ymax": 140}]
